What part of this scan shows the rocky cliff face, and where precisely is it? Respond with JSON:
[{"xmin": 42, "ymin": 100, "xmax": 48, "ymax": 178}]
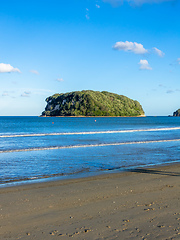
[
  {"xmin": 173, "ymin": 109, "xmax": 180, "ymax": 116},
  {"xmin": 41, "ymin": 90, "xmax": 145, "ymax": 117}
]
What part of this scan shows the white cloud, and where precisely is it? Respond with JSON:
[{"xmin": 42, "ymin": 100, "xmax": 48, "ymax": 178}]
[
  {"xmin": 0, "ymin": 63, "xmax": 21, "ymax": 73},
  {"xmin": 139, "ymin": 59, "xmax": 152, "ymax": 70},
  {"xmin": 21, "ymin": 91, "xmax": 31, "ymax": 97},
  {"xmin": 103, "ymin": 0, "xmax": 174, "ymax": 6},
  {"xmin": 153, "ymin": 47, "xmax": 165, "ymax": 57},
  {"xmin": 57, "ymin": 78, "xmax": 64, "ymax": 82},
  {"xmin": 113, "ymin": 41, "xmax": 148, "ymax": 54},
  {"xmin": 96, "ymin": 4, "xmax": 101, "ymax": 8},
  {"xmin": 177, "ymin": 58, "xmax": 180, "ymax": 64},
  {"xmin": 30, "ymin": 69, "xmax": 39, "ymax": 75}
]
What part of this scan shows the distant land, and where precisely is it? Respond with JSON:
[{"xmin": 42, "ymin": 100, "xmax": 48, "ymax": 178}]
[
  {"xmin": 173, "ymin": 109, "xmax": 180, "ymax": 116},
  {"xmin": 41, "ymin": 90, "xmax": 145, "ymax": 117}
]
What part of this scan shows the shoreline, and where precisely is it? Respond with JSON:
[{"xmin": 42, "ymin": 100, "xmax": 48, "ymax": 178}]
[
  {"xmin": 39, "ymin": 115, "xmax": 146, "ymax": 118},
  {"xmin": 1, "ymin": 162, "xmax": 180, "ymax": 239},
  {"xmin": 1, "ymin": 160, "xmax": 179, "ymax": 189}
]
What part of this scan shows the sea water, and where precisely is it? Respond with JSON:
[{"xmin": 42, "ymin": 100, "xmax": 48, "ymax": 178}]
[{"xmin": 0, "ymin": 116, "xmax": 180, "ymax": 187}]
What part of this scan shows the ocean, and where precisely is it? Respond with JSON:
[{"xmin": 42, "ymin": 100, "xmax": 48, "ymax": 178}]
[{"xmin": 0, "ymin": 116, "xmax": 180, "ymax": 187}]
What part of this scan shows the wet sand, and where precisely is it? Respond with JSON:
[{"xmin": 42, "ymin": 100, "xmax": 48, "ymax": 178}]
[{"xmin": 0, "ymin": 163, "xmax": 180, "ymax": 239}]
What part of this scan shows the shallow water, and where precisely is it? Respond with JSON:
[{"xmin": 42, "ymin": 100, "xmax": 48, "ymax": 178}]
[{"xmin": 0, "ymin": 116, "xmax": 180, "ymax": 186}]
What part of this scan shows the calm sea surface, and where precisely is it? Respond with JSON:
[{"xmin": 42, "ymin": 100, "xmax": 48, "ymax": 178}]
[{"xmin": 0, "ymin": 116, "xmax": 180, "ymax": 187}]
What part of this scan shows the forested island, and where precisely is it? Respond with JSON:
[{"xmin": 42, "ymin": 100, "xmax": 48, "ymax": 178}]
[{"xmin": 41, "ymin": 90, "xmax": 145, "ymax": 117}]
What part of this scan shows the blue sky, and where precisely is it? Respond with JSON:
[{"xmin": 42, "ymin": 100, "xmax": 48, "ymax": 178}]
[{"xmin": 0, "ymin": 0, "xmax": 180, "ymax": 116}]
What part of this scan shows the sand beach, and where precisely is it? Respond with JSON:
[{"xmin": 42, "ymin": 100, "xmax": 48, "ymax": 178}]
[{"xmin": 0, "ymin": 163, "xmax": 180, "ymax": 239}]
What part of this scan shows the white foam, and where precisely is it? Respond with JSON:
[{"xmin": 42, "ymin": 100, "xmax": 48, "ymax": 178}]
[
  {"xmin": 0, "ymin": 127, "xmax": 180, "ymax": 138},
  {"xmin": 1, "ymin": 138, "xmax": 180, "ymax": 153}
]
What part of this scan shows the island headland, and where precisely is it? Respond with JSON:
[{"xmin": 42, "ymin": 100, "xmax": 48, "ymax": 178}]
[
  {"xmin": 173, "ymin": 109, "xmax": 180, "ymax": 116},
  {"xmin": 41, "ymin": 90, "xmax": 145, "ymax": 117}
]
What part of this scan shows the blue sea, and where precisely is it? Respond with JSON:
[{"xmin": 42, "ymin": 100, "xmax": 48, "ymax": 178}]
[{"xmin": 0, "ymin": 116, "xmax": 180, "ymax": 187}]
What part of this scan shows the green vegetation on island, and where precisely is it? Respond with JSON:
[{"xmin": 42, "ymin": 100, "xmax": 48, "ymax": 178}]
[
  {"xmin": 173, "ymin": 109, "xmax": 180, "ymax": 116},
  {"xmin": 41, "ymin": 90, "xmax": 145, "ymax": 117}
]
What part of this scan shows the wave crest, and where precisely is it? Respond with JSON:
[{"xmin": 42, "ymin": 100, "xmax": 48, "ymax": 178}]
[
  {"xmin": 1, "ymin": 138, "xmax": 180, "ymax": 153},
  {"xmin": 1, "ymin": 127, "xmax": 180, "ymax": 138}
]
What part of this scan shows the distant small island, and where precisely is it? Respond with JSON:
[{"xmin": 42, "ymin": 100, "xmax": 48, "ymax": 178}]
[
  {"xmin": 173, "ymin": 109, "xmax": 180, "ymax": 116},
  {"xmin": 41, "ymin": 90, "xmax": 145, "ymax": 117}
]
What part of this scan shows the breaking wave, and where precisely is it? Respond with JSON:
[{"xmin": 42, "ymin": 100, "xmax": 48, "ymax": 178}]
[
  {"xmin": 1, "ymin": 127, "xmax": 180, "ymax": 138},
  {"xmin": 1, "ymin": 138, "xmax": 180, "ymax": 153}
]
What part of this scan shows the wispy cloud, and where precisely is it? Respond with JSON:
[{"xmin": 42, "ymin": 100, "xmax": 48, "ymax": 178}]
[
  {"xmin": 166, "ymin": 89, "xmax": 174, "ymax": 94},
  {"xmin": 96, "ymin": 4, "xmax": 101, "ymax": 8},
  {"xmin": 23, "ymin": 89, "xmax": 53, "ymax": 96},
  {"xmin": 12, "ymin": 81, "xmax": 17, "ymax": 85},
  {"xmin": 21, "ymin": 91, "xmax": 31, "ymax": 97},
  {"xmin": 153, "ymin": 47, "xmax": 165, "ymax": 57},
  {"xmin": 166, "ymin": 89, "xmax": 180, "ymax": 94},
  {"xmin": 169, "ymin": 58, "xmax": 180, "ymax": 67},
  {"xmin": 56, "ymin": 78, "xmax": 64, "ymax": 82},
  {"xmin": 30, "ymin": 69, "xmax": 39, "ymax": 75},
  {"xmin": 2, "ymin": 92, "xmax": 9, "ymax": 97},
  {"xmin": 113, "ymin": 41, "xmax": 148, "ymax": 54},
  {"xmin": 130, "ymin": 0, "xmax": 174, "ymax": 5},
  {"xmin": 158, "ymin": 84, "xmax": 166, "ymax": 88},
  {"xmin": 85, "ymin": 8, "xmax": 90, "ymax": 19},
  {"xmin": 139, "ymin": 59, "xmax": 152, "ymax": 70},
  {"xmin": 0, "ymin": 63, "xmax": 21, "ymax": 73},
  {"xmin": 103, "ymin": 0, "xmax": 123, "ymax": 6},
  {"xmin": 1, "ymin": 88, "xmax": 53, "ymax": 99},
  {"xmin": 85, "ymin": 14, "xmax": 90, "ymax": 19},
  {"xmin": 33, "ymin": 89, "xmax": 53, "ymax": 94},
  {"xmin": 0, "ymin": 90, "xmax": 16, "ymax": 98},
  {"xmin": 103, "ymin": 0, "xmax": 174, "ymax": 6}
]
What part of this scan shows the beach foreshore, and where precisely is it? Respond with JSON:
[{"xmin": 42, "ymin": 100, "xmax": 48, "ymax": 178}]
[{"xmin": 0, "ymin": 164, "xmax": 180, "ymax": 240}]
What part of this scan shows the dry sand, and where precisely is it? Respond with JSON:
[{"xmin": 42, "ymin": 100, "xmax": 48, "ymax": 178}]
[{"xmin": 0, "ymin": 164, "xmax": 180, "ymax": 240}]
